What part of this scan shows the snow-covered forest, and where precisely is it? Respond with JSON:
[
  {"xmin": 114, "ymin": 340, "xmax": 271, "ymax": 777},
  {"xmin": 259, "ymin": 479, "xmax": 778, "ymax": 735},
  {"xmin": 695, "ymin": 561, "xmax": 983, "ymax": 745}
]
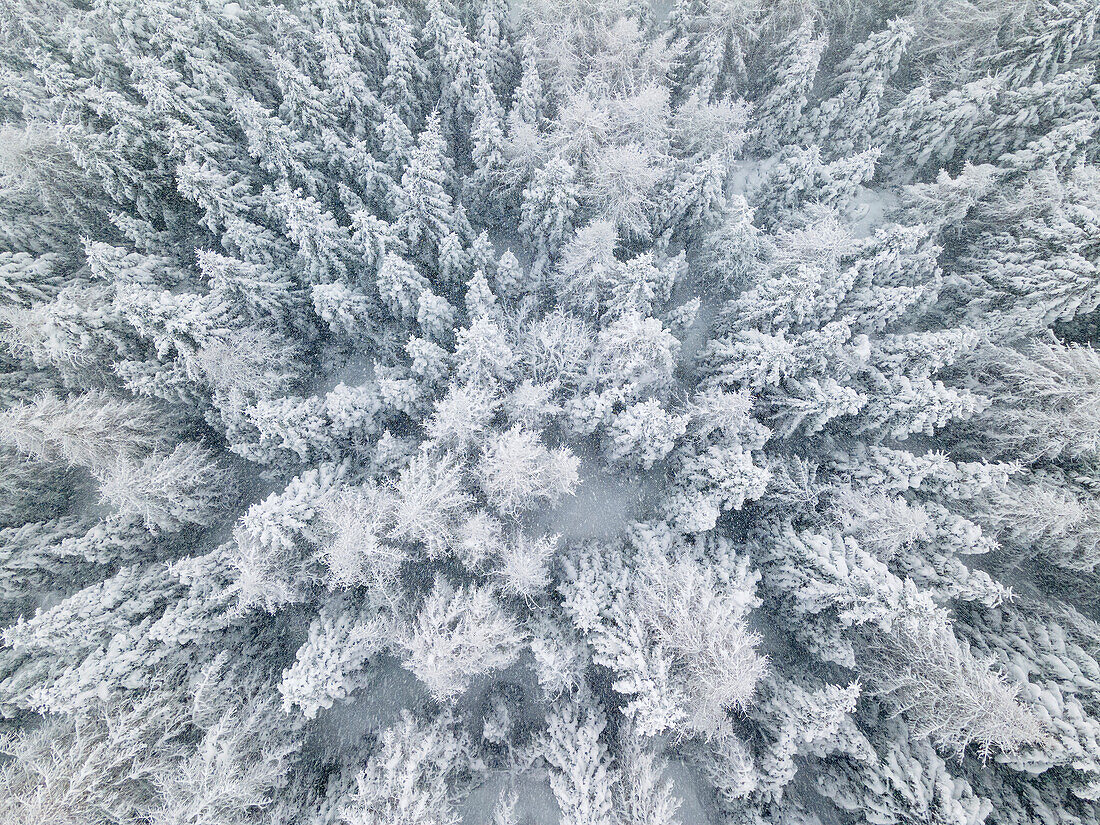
[{"xmin": 1, "ymin": 0, "xmax": 1099, "ymax": 822}]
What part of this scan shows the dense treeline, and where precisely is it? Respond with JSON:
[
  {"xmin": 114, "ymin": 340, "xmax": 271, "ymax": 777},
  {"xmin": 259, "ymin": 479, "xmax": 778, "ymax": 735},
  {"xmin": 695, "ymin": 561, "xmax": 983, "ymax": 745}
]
[{"xmin": 1, "ymin": 1, "xmax": 1100, "ymax": 823}]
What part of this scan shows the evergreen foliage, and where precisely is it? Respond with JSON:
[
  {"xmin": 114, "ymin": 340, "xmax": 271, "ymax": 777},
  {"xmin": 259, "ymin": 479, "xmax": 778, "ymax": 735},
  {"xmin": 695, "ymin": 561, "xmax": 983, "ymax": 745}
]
[{"xmin": 1, "ymin": 1, "xmax": 1099, "ymax": 823}]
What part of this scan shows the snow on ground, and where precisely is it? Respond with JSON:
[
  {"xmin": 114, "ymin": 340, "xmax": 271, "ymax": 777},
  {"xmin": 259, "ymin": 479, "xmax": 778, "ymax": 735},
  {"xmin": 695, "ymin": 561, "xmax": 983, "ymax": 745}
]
[
  {"xmin": 306, "ymin": 656, "xmax": 428, "ymax": 757},
  {"xmin": 460, "ymin": 767, "xmax": 561, "ymax": 825},
  {"xmin": 536, "ymin": 460, "xmax": 657, "ymax": 543}
]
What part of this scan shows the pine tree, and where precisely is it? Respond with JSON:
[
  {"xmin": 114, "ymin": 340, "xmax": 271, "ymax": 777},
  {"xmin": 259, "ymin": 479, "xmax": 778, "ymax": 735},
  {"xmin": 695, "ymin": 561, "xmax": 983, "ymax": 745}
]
[
  {"xmin": 398, "ymin": 575, "xmax": 523, "ymax": 701},
  {"xmin": 394, "ymin": 114, "xmax": 470, "ymax": 266},
  {"xmin": 0, "ymin": 392, "xmax": 167, "ymax": 472},
  {"xmin": 380, "ymin": 5, "xmax": 428, "ymax": 129},
  {"xmin": 802, "ymin": 18, "xmax": 914, "ymax": 157},
  {"xmin": 94, "ymin": 442, "xmax": 233, "ymax": 534},
  {"xmin": 751, "ymin": 21, "xmax": 828, "ymax": 153}
]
